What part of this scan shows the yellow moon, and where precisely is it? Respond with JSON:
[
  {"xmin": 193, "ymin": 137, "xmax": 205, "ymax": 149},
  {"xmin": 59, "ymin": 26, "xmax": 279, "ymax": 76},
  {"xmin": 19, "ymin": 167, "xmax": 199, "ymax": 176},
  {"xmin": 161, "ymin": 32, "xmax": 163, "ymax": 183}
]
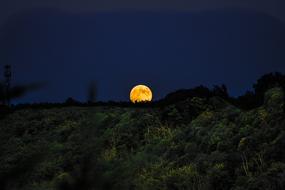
[{"xmin": 130, "ymin": 85, "xmax": 152, "ymax": 103}]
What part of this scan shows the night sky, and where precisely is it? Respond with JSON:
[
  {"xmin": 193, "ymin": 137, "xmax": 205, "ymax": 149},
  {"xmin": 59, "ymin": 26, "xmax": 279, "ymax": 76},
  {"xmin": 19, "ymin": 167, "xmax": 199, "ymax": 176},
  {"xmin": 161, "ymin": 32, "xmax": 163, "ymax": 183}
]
[{"xmin": 0, "ymin": 1, "xmax": 285, "ymax": 103}]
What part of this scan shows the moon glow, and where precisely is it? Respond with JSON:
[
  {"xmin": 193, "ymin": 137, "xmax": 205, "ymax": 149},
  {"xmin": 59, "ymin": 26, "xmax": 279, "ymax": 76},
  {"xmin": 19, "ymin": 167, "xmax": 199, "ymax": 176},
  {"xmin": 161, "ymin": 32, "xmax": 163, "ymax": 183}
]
[{"xmin": 130, "ymin": 85, "xmax": 152, "ymax": 103}]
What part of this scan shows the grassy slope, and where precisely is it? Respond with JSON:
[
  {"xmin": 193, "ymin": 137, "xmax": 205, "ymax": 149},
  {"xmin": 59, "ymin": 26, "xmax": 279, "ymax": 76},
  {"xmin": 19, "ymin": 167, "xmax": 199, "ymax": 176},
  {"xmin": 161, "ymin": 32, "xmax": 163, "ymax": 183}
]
[{"xmin": 0, "ymin": 88, "xmax": 284, "ymax": 190}]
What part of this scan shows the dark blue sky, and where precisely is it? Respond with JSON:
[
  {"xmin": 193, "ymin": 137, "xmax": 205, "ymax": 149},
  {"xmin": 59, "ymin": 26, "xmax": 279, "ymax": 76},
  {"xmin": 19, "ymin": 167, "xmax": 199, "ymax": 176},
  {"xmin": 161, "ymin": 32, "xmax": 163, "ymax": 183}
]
[{"xmin": 0, "ymin": 4, "xmax": 285, "ymax": 103}]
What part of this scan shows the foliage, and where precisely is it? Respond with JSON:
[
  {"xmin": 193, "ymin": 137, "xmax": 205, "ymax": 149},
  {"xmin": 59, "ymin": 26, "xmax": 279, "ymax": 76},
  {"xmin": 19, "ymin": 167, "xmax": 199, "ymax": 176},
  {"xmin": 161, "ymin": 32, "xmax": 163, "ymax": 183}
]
[{"xmin": 0, "ymin": 84, "xmax": 285, "ymax": 189}]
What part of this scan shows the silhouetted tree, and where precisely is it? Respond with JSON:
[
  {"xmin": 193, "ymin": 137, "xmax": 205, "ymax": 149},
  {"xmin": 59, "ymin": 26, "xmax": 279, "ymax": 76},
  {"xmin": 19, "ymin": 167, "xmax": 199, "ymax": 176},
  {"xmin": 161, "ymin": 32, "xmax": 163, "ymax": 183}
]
[
  {"xmin": 0, "ymin": 65, "xmax": 45, "ymax": 106},
  {"xmin": 233, "ymin": 91, "xmax": 260, "ymax": 110},
  {"xmin": 65, "ymin": 97, "xmax": 81, "ymax": 106},
  {"xmin": 0, "ymin": 83, "xmax": 44, "ymax": 104},
  {"xmin": 254, "ymin": 72, "xmax": 285, "ymax": 99},
  {"xmin": 213, "ymin": 84, "xmax": 229, "ymax": 99},
  {"xmin": 233, "ymin": 72, "xmax": 285, "ymax": 110}
]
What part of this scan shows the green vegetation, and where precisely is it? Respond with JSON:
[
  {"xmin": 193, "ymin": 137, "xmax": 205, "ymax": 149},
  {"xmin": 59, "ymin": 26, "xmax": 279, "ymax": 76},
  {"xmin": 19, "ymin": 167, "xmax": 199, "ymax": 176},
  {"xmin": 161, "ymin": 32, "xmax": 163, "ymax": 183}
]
[{"xmin": 0, "ymin": 87, "xmax": 284, "ymax": 190}]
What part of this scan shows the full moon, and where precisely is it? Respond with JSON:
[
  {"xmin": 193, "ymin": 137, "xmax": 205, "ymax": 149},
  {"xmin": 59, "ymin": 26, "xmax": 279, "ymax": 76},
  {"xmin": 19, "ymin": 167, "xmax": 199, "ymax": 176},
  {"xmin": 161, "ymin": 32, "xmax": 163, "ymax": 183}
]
[{"xmin": 130, "ymin": 85, "xmax": 152, "ymax": 103}]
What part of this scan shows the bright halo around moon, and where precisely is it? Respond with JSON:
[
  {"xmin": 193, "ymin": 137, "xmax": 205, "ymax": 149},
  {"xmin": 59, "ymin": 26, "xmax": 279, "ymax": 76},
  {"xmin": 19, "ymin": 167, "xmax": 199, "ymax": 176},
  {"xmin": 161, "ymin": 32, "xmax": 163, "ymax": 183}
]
[{"xmin": 130, "ymin": 85, "xmax": 153, "ymax": 103}]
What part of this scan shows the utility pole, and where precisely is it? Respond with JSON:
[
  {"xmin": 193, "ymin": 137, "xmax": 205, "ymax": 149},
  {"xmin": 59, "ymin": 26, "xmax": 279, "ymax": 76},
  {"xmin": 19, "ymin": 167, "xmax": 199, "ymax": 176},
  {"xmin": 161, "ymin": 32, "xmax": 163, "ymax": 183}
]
[{"xmin": 4, "ymin": 65, "xmax": 11, "ymax": 106}]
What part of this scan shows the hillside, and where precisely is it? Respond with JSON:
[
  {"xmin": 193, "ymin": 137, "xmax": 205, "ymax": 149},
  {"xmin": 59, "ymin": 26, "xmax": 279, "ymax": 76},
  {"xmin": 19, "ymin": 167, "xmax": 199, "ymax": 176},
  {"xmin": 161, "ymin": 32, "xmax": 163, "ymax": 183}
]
[{"xmin": 0, "ymin": 88, "xmax": 284, "ymax": 190}]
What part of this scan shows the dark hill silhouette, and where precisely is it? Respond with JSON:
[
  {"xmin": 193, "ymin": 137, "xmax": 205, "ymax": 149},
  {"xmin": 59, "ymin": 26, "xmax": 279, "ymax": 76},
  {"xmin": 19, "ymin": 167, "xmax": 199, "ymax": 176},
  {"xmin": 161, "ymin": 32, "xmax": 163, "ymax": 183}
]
[
  {"xmin": 160, "ymin": 73, "xmax": 285, "ymax": 110},
  {"xmin": 0, "ymin": 73, "xmax": 283, "ymax": 118},
  {"xmin": 0, "ymin": 86, "xmax": 284, "ymax": 190}
]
